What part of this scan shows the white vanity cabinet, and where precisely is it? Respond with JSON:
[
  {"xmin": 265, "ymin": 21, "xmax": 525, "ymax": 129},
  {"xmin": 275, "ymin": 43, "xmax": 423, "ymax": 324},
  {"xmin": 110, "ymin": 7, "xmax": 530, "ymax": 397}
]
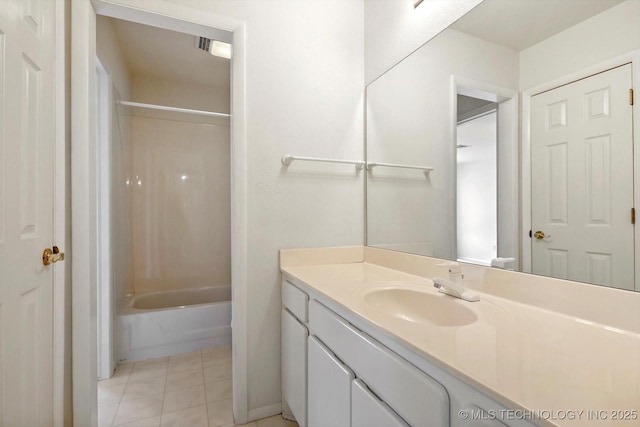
[
  {"xmin": 309, "ymin": 299, "xmax": 449, "ymax": 427},
  {"xmin": 281, "ymin": 278, "xmax": 536, "ymax": 427},
  {"xmin": 308, "ymin": 336, "xmax": 354, "ymax": 427},
  {"xmin": 351, "ymin": 379, "xmax": 409, "ymax": 427},
  {"xmin": 281, "ymin": 281, "xmax": 309, "ymax": 427}
]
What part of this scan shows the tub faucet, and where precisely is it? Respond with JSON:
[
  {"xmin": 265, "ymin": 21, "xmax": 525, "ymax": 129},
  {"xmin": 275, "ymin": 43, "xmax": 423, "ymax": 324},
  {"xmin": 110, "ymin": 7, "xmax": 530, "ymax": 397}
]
[{"xmin": 433, "ymin": 262, "xmax": 479, "ymax": 302}]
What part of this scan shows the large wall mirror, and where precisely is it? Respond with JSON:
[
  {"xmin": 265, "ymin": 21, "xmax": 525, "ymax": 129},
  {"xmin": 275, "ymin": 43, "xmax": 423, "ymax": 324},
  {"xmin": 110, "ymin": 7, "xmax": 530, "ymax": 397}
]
[{"xmin": 366, "ymin": 0, "xmax": 640, "ymax": 292}]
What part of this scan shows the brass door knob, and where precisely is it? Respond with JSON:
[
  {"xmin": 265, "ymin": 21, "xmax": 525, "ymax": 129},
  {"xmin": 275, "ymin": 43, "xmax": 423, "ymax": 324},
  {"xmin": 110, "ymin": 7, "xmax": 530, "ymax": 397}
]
[
  {"xmin": 533, "ymin": 231, "xmax": 546, "ymax": 240},
  {"xmin": 43, "ymin": 246, "xmax": 65, "ymax": 266}
]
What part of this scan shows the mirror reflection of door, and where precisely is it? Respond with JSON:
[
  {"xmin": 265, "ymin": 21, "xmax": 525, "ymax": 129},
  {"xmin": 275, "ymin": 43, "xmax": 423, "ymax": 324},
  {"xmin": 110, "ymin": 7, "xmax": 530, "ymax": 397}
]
[
  {"xmin": 531, "ymin": 64, "xmax": 634, "ymax": 290},
  {"xmin": 456, "ymin": 97, "xmax": 498, "ymax": 266}
]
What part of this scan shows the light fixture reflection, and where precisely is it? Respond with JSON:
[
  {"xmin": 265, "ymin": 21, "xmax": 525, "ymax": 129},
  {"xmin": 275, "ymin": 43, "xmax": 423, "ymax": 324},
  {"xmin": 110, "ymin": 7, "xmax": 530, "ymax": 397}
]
[{"xmin": 210, "ymin": 41, "xmax": 231, "ymax": 59}]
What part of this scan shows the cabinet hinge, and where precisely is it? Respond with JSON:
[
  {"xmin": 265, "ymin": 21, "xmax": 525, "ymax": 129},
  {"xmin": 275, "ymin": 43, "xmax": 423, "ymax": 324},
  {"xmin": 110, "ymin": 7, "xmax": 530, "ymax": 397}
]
[
  {"xmin": 631, "ymin": 88, "xmax": 634, "ymax": 106},
  {"xmin": 632, "ymin": 208, "xmax": 636, "ymax": 225}
]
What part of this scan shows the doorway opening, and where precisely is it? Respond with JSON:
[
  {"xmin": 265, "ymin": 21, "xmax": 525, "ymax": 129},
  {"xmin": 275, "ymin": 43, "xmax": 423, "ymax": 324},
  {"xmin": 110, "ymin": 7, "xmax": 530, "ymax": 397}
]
[
  {"xmin": 452, "ymin": 80, "xmax": 519, "ymax": 271},
  {"xmin": 72, "ymin": 1, "xmax": 248, "ymax": 424},
  {"xmin": 456, "ymin": 95, "xmax": 498, "ymax": 266},
  {"xmin": 94, "ymin": 14, "xmax": 233, "ymax": 425}
]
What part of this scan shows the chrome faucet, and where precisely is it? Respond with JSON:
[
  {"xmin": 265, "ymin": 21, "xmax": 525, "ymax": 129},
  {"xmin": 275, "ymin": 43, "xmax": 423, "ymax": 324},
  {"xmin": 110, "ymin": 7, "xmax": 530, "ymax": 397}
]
[{"xmin": 433, "ymin": 262, "xmax": 479, "ymax": 302}]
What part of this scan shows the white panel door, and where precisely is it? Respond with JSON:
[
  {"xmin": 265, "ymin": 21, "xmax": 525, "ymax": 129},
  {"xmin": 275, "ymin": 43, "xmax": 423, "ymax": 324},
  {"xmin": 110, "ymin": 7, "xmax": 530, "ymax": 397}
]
[
  {"xmin": 531, "ymin": 64, "xmax": 634, "ymax": 290},
  {"xmin": 0, "ymin": 0, "xmax": 57, "ymax": 425},
  {"xmin": 308, "ymin": 335, "xmax": 353, "ymax": 427}
]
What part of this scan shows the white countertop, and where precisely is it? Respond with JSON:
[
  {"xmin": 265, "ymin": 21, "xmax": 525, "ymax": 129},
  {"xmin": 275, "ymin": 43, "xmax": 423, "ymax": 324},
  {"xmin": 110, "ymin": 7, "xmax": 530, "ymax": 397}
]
[{"xmin": 281, "ymin": 260, "xmax": 640, "ymax": 427}]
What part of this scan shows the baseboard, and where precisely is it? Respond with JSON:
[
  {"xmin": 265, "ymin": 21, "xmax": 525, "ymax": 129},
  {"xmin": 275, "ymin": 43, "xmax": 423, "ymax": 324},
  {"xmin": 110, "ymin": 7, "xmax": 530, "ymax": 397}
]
[
  {"xmin": 281, "ymin": 399, "xmax": 296, "ymax": 421},
  {"xmin": 247, "ymin": 403, "xmax": 283, "ymax": 422}
]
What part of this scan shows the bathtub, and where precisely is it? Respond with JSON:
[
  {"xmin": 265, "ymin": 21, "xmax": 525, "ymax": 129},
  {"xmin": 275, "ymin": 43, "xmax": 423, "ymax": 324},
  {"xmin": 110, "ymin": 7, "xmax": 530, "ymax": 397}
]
[{"xmin": 116, "ymin": 286, "xmax": 231, "ymax": 362}]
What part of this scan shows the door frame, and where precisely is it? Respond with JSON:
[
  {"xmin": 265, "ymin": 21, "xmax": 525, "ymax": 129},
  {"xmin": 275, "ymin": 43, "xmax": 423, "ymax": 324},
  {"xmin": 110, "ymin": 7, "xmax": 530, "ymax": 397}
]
[
  {"xmin": 95, "ymin": 57, "xmax": 114, "ymax": 380},
  {"xmin": 71, "ymin": 1, "xmax": 249, "ymax": 425},
  {"xmin": 450, "ymin": 76, "xmax": 519, "ymax": 266},
  {"xmin": 54, "ymin": 0, "xmax": 70, "ymax": 425},
  {"xmin": 521, "ymin": 50, "xmax": 640, "ymax": 291}
]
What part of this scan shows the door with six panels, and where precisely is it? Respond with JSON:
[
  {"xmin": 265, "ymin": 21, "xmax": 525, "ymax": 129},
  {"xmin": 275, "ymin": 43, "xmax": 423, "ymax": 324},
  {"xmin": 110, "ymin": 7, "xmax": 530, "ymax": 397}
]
[
  {"xmin": 531, "ymin": 64, "xmax": 634, "ymax": 290},
  {"xmin": 0, "ymin": 0, "xmax": 57, "ymax": 424}
]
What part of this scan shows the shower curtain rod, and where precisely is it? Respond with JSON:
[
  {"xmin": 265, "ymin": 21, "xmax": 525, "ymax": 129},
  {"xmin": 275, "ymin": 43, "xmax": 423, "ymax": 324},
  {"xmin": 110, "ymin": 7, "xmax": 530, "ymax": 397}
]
[{"xmin": 116, "ymin": 100, "xmax": 231, "ymax": 119}]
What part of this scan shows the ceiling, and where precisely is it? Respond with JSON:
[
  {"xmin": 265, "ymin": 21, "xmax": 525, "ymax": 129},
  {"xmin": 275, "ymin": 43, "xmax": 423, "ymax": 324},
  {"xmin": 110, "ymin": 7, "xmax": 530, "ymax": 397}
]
[
  {"xmin": 451, "ymin": 0, "xmax": 625, "ymax": 51},
  {"xmin": 109, "ymin": 17, "xmax": 230, "ymax": 89},
  {"xmin": 457, "ymin": 95, "xmax": 494, "ymax": 117}
]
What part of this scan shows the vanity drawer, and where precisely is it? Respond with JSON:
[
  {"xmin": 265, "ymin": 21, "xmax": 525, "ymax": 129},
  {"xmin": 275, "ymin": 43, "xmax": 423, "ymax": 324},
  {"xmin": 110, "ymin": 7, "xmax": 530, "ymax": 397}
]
[
  {"xmin": 282, "ymin": 281, "xmax": 308, "ymax": 322},
  {"xmin": 309, "ymin": 300, "xmax": 449, "ymax": 427}
]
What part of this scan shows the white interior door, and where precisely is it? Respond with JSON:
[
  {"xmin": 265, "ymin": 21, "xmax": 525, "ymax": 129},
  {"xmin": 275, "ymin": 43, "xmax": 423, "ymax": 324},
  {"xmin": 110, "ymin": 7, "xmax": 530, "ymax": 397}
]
[
  {"xmin": 0, "ymin": 0, "xmax": 57, "ymax": 425},
  {"xmin": 531, "ymin": 64, "xmax": 634, "ymax": 290}
]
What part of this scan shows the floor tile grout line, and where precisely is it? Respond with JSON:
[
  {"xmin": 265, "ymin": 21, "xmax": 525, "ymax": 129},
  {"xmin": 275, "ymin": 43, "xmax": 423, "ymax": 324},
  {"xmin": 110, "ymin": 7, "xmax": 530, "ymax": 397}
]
[
  {"xmin": 109, "ymin": 368, "xmax": 131, "ymax": 427},
  {"xmin": 201, "ymin": 349, "xmax": 212, "ymax": 427},
  {"xmin": 159, "ymin": 354, "xmax": 172, "ymax": 427},
  {"xmin": 111, "ymin": 364, "xmax": 166, "ymax": 427}
]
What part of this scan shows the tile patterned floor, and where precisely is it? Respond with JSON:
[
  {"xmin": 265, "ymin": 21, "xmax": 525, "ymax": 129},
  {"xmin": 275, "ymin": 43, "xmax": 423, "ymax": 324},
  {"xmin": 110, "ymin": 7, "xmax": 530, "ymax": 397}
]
[{"xmin": 98, "ymin": 347, "xmax": 298, "ymax": 427}]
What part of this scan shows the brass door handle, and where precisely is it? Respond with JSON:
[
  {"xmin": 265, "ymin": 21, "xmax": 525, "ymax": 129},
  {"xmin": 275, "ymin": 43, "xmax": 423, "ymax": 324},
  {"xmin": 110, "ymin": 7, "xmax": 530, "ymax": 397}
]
[
  {"xmin": 533, "ymin": 231, "xmax": 551, "ymax": 240},
  {"xmin": 43, "ymin": 246, "xmax": 65, "ymax": 266}
]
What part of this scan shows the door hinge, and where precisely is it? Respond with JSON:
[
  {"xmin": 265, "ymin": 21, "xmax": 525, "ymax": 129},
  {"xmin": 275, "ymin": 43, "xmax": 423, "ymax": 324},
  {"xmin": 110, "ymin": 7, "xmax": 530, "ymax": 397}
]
[
  {"xmin": 630, "ymin": 88, "xmax": 634, "ymax": 105},
  {"xmin": 632, "ymin": 208, "xmax": 636, "ymax": 225}
]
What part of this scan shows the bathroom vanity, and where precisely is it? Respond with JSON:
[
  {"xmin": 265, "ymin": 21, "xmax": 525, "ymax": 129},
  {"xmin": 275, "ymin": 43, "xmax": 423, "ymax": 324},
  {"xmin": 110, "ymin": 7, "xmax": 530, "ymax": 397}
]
[
  {"xmin": 280, "ymin": 246, "xmax": 640, "ymax": 427},
  {"xmin": 278, "ymin": 2, "xmax": 640, "ymax": 426}
]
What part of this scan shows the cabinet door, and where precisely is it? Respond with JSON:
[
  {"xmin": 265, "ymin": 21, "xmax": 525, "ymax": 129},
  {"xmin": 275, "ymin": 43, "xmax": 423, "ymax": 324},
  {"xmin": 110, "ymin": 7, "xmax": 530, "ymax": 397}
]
[
  {"xmin": 282, "ymin": 309, "xmax": 308, "ymax": 427},
  {"xmin": 310, "ymin": 300, "xmax": 449, "ymax": 426},
  {"xmin": 352, "ymin": 379, "xmax": 408, "ymax": 427},
  {"xmin": 308, "ymin": 336, "xmax": 353, "ymax": 427}
]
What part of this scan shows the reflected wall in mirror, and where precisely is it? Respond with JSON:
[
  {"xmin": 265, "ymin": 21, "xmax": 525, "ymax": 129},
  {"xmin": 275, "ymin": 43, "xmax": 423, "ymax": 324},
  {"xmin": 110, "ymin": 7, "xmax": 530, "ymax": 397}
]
[{"xmin": 366, "ymin": 0, "xmax": 640, "ymax": 291}]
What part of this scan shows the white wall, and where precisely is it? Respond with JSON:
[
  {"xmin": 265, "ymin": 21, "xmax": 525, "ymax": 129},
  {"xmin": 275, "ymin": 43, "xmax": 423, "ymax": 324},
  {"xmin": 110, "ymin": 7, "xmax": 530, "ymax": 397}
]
[
  {"xmin": 143, "ymin": 0, "xmax": 366, "ymax": 416},
  {"xmin": 367, "ymin": 29, "xmax": 518, "ymax": 260},
  {"xmin": 97, "ymin": 16, "xmax": 135, "ymax": 311},
  {"xmin": 132, "ymin": 75, "xmax": 229, "ymax": 114},
  {"xmin": 520, "ymin": 0, "xmax": 640, "ymax": 90},
  {"xmin": 364, "ymin": 0, "xmax": 481, "ymax": 84},
  {"xmin": 96, "ymin": 16, "xmax": 131, "ymax": 98}
]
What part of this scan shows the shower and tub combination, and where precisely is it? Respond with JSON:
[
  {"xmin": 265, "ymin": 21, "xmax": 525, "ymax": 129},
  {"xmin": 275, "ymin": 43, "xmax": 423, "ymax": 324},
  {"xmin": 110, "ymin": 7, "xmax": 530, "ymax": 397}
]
[
  {"xmin": 96, "ymin": 15, "xmax": 232, "ymax": 368},
  {"xmin": 117, "ymin": 285, "xmax": 231, "ymax": 362},
  {"xmin": 111, "ymin": 96, "xmax": 232, "ymax": 364}
]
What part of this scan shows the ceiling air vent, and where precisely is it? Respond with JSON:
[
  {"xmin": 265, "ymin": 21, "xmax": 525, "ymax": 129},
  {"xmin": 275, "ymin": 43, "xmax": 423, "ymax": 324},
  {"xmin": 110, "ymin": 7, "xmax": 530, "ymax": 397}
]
[{"xmin": 196, "ymin": 36, "xmax": 212, "ymax": 52}]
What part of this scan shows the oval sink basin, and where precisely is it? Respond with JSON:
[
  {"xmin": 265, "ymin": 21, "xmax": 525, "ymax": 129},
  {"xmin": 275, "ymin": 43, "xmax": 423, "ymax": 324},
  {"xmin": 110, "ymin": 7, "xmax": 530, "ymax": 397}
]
[{"xmin": 363, "ymin": 286, "xmax": 478, "ymax": 327}]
